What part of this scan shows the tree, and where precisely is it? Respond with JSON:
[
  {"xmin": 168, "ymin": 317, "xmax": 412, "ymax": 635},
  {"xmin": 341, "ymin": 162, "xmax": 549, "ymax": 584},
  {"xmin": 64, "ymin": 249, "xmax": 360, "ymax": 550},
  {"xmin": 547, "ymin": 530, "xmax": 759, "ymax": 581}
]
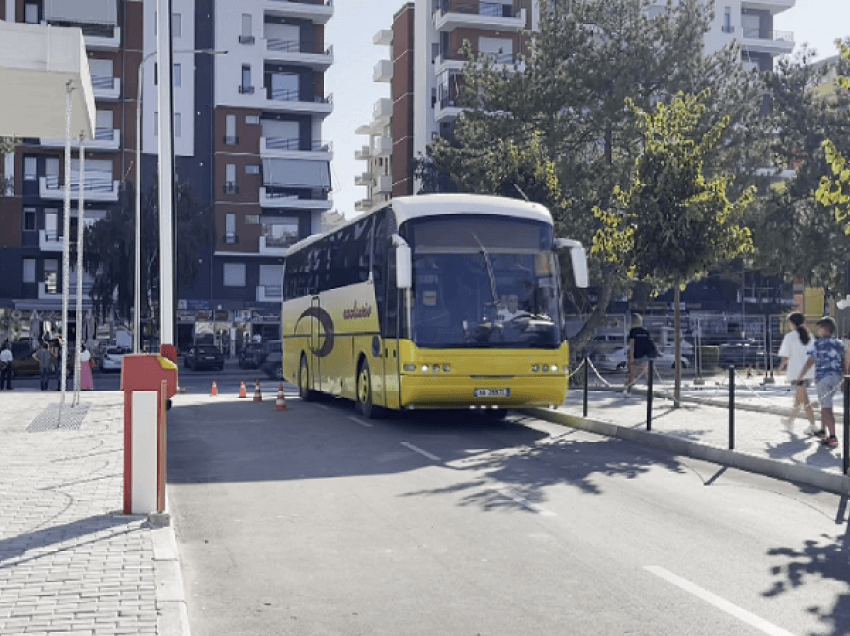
[
  {"xmin": 421, "ymin": 0, "xmax": 767, "ymax": 350},
  {"xmin": 0, "ymin": 137, "xmax": 17, "ymax": 195},
  {"xmin": 84, "ymin": 180, "xmax": 211, "ymax": 326},
  {"xmin": 592, "ymin": 91, "xmax": 755, "ymax": 403}
]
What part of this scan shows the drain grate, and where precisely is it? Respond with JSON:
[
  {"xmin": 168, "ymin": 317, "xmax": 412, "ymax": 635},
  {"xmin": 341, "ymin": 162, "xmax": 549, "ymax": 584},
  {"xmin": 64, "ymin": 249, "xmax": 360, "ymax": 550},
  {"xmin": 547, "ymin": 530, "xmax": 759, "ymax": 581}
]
[{"xmin": 27, "ymin": 403, "xmax": 90, "ymax": 432}]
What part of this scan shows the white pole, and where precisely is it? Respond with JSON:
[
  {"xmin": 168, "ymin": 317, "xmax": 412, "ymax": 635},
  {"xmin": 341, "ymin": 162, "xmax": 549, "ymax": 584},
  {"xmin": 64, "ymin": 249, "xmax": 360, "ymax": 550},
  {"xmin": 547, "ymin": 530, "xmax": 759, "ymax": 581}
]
[
  {"xmin": 59, "ymin": 82, "xmax": 73, "ymax": 419},
  {"xmin": 73, "ymin": 138, "xmax": 86, "ymax": 405},
  {"xmin": 157, "ymin": 0, "xmax": 175, "ymax": 351}
]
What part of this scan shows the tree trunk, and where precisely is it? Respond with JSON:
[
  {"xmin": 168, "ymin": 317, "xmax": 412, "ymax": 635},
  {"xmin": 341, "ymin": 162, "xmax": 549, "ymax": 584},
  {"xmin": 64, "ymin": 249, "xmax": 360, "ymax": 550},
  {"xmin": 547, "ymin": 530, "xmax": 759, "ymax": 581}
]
[
  {"xmin": 674, "ymin": 287, "xmax": 681, "ymax": 408},
  {"xmin": 570, "ymin": 265, "xmax": 618, "ymax": 354}
]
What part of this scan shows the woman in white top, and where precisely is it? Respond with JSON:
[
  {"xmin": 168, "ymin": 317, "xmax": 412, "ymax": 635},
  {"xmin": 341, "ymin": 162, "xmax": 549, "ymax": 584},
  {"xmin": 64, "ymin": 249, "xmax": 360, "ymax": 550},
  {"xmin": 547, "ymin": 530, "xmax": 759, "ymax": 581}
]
[{"xmin": 776, "ymin": 312, "xmax": 815, "ymax": 433}]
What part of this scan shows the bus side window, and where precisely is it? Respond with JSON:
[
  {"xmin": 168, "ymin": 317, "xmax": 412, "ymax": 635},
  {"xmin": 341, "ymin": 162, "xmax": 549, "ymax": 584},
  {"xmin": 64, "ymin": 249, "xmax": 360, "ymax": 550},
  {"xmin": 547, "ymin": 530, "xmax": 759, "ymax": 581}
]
[{"xmin": 372, "ymin": 210, "xmax": 387, "ymax": 334}]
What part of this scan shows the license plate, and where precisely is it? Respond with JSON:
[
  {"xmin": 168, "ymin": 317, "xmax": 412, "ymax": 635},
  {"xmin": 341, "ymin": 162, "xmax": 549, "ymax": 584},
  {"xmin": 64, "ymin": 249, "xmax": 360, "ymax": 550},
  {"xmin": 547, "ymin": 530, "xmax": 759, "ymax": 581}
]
[{"xmin": 474, "ymin": 388, "xmax": 510, "ymax": 398}]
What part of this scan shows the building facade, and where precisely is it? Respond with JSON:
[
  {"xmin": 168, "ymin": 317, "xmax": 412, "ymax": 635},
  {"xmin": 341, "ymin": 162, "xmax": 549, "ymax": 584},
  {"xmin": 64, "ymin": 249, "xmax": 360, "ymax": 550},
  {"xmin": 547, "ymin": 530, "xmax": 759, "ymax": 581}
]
[{"xmin": 0, "ymin": 0, "xmax": 335, "ymax": 349}]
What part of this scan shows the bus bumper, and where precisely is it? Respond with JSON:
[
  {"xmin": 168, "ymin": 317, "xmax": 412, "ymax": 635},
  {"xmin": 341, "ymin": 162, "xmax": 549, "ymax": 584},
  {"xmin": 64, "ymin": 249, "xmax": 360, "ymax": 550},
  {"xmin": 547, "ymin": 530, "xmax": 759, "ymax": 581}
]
[{"xmin": 399, "ymin": 375, "xmax": 567, "ymax": 409}]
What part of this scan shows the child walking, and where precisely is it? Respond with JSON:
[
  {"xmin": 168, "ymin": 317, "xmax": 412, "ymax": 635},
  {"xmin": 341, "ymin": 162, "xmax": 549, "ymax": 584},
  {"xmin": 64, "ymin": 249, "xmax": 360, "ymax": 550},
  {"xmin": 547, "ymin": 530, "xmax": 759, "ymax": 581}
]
[
  {"xmin": 776, "ymin": 312, "xmax": 816, "ymax": 433},
  {"xmin": 797, "ymin": 316, "xmax": 845, "ymax": 449}
]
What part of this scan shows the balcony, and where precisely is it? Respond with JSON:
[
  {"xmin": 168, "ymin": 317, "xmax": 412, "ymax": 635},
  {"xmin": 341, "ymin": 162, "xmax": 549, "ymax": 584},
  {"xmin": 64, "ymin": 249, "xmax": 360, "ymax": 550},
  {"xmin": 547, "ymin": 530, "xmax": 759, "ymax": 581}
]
[
  {"xmin": 373, "ymin": 29, "xmax": 393, "ymax": 46},
  {"xmin": 39, "ymin": 174, "xmax": 119, "ymax": 202},
  {"xmin": 223, "ymin": 233, "xmax": 239, "ymax": 245},
  {"xmin": 260, "ymin": 137, "xmax": 333, "ymax": 160},
  {"xmin": 264, "ymin": 88, "xmax": 334, "ymax": 118},
  {"xmin": 434, "ymin": 2, "xmax": 527, "ymax": 32},
  {"xmin": 39, "ymin": 230, "xmax": 64, "ymax": 251},
  {"xmin": 738, "ymin": 27, "xmax": 795, "ymax": 54},
  {"xmin": 355, "ymin": 172, "xmax": 372, "ymax": 186},
  {"xmin": 354, "ymin": 145, "xmax": 372, "ymax": 161},
  {"xmin": 259, "ymin": 187, "xmax": 332, "ymax": 210},
  {"xmin": 223, "ymin": 182, "xmax": 240, "ymax": 195},
  {"xmin": 374, "ymin": 175, "xmax": 392, "ymax": 193},
  {"xmin": 91, "ymin": 75, "xmax": 121, "ymax": 100},
  {"xmin": 373, "ymin": 97, "xmax": 392, "ymax": 122},
  {"xmin": 373, "ymin": 59, "xmax": 392, "ymax": 83},
  {"xmin": 435, "ymin": 96, "xmax": 463, "ymax": 123},
  {"xmin": 41, "ymin": 127, "xmax": 120, "ymax": 151},
  {"xmin": 256, "ymin": 283, "xmax": 283, "ymax": 301},
  {"xmin": 264, "ymin": 39, "xmax": 334, "ymax": 70},
  {"xmin": 741, "ymin": 0, "xmax": 796, "ymax": 11},
  {"xmin": 354, "ymin": 198, "xmax": 373, "ymax": 213},
  {"xmin": 264, "ymin": 0, "xmax": 334, "ymax": 25},
  {"xmin": 83, "ymin": 24, "xmax": 121, "ymax": 50},
  {"xmin": 373, "ymin": 135, "xmax": 392, "ymax": 157},
  {"xmin": 38, "ymin": 280, "xmax": 94, "ymax": 301}
]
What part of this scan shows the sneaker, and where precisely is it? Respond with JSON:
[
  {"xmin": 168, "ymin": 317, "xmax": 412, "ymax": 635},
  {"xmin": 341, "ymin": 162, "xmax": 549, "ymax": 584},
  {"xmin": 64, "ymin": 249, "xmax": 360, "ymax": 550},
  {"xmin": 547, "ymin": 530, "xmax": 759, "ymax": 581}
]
[
  {"xmin": 823, "ymin": 436, "xmax": 839, "ymax": 448},
  {"xmin": 781, "ymin": 416, "xmax": 794, "ymax": 432},
  {"xmin": 804, "ymin": 425, "xmax": 820, "ymax": 437},
  {"xmin": 815, "ymin": 429, "xmax": 827, "ymax": 440}
]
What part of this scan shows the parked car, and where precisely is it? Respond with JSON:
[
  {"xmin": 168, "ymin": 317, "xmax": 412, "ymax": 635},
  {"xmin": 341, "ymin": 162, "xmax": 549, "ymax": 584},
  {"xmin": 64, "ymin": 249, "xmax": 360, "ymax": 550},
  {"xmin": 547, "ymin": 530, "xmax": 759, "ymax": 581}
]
[
  {"xmin": 717, "ymin": 339, "xmax": 778, "ymax": 369},
  {"xmin": 592, "ymin": 346, "xmax": 691, "ymax": 373},
  {"xmin": 10, "ymin": 342, "xmax": 39, "ymax": 377},
  {"xmin": 100, "ymin": 346, "xmax": 129, "ymax": 373},
  {"xmin": 261, "ymin": 351, "xmax": 283, "ymax": 380},
  {"xmin": 239, "ymin": 343, "xmax": 265, "ymax": 369},
  {"xmin": 184, "ymin": 345, "xmax": 224, "ymax": 371}
]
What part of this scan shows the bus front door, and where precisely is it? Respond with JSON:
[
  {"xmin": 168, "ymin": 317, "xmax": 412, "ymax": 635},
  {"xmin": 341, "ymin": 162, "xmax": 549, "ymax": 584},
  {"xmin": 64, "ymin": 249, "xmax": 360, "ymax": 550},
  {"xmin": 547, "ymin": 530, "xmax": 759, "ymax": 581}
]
[{"xmin": 310, "ymin": 295, "xmax": 321, "ymax": 393}]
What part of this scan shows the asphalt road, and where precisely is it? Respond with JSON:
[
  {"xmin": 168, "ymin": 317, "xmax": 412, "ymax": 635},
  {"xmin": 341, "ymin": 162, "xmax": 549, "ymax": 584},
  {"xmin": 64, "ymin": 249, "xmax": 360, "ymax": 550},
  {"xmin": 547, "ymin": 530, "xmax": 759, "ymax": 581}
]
[{"xmin": 166, "ymin": 393, "xmax": 850, "ymax": 636}]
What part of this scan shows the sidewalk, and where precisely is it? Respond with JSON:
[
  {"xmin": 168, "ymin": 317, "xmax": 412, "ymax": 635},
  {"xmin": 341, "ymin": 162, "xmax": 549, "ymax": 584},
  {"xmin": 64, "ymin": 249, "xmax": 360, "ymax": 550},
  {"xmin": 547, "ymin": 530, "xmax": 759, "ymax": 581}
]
[
  {"xmin": 526, "ymin": 373, "xmax": 850, "ymax": 495},
  {"xmin": 0, "ymin": 391, "xmax": 188, "ymax": 636}
]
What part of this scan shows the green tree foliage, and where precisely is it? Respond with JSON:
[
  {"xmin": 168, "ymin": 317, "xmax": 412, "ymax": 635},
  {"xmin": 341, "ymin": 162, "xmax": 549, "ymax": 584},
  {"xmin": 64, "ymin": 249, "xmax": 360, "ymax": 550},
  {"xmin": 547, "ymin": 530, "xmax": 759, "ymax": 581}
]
[
  {"xmin": 85, "ymin": 181, "xmax": 211, "ymax": 322},
  {"xmin": 816, "ymin": 43, "xmax": 850, "ymax": 235},
  {"xmin": 0, "ymin": 137, "xmax": 17, "ymax": 195},
  {"xmin": 592, "ymin": 91, "xmax": 754, "ymax": 290},
  {"xmin": 750, "ymin": 44, "xmax": 850, "ymax": 298},
  {"xmin": 419, "ymin": 0, "xmax": 766, "ymax": 348}
]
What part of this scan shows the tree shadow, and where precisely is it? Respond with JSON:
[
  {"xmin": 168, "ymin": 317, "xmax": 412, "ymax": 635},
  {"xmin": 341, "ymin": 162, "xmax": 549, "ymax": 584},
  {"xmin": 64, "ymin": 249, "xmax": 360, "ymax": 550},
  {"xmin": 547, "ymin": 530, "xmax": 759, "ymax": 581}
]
[{"xmin": 763, "ymin": 496, "xmax": 850, "ymax": 636}]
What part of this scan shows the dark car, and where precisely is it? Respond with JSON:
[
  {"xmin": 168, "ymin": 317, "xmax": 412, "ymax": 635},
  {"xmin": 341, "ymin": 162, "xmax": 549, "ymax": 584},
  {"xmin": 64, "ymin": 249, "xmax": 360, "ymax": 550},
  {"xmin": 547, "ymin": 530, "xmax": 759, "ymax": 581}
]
[
  {"xmin": 184, "ymin": 345, "xmax": 224, "ymax": 371},
  {"xmin": 239, "ymin": 343, "xmax": 265, "ymax": 369},
  {"xmin": 260, "ymin": 348, "xmax": 283, "ymax": 380},
  {"xmin": 10, "ymin": 342, "xmax": 39, "ymax": 377},
  {"xmin": 718, "ymin": 339, "xmax": 778, "ymax": 369}
]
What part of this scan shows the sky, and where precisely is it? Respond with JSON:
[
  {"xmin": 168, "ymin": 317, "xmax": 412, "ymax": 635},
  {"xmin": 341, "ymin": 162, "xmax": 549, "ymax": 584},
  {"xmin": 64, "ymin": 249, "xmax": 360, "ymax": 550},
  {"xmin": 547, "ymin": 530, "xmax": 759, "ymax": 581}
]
[{"xmin": 324, "ymin": 1, "xmax": 850, "ymax": 220}]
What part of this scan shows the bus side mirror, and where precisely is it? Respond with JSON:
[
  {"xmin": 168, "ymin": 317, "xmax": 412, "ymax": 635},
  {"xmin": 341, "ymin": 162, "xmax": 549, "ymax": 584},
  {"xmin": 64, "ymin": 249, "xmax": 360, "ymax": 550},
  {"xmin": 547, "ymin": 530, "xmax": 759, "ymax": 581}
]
[
  {"xmin": 392, "ymin": 235, "xmax": 412, "ymax": 290},
  {"xmin": 554, "ymin": 238, "xmax": 589, "ymax": 289}
]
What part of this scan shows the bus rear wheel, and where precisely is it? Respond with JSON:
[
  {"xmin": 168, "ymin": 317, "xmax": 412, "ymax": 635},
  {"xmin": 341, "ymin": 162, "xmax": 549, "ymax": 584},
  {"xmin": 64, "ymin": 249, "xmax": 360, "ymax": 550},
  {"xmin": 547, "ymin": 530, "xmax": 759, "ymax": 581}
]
[
  {"xmin": 356, "ymin": 360, "xmax": 382, "ymax": 420},
  {"xmin": 299, "ymin": 355, "xmax": 314, "ymax": 402}
]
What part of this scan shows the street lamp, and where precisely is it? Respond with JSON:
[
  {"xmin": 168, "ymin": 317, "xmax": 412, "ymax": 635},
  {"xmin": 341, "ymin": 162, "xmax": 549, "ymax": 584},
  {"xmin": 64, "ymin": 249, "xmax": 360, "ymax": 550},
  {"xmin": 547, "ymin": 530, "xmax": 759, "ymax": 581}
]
[{"xmin": 135, "ymin": 48, "xmax": 226, "ymax": 354}]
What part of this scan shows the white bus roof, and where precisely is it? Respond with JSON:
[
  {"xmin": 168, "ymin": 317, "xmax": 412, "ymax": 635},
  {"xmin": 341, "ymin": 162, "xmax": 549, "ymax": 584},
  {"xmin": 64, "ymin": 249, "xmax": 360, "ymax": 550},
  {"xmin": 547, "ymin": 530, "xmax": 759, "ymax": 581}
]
[{"xmin": 286, "ymin": 194, "xmax": 554, "ymax": 255}]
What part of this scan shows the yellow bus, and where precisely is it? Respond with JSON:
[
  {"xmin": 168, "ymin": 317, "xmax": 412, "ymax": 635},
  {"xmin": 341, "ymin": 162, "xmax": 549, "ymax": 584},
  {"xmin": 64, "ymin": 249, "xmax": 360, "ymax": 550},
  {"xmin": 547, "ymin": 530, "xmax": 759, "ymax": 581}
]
[{"xmin": 281, "ymin": 194, "xmax": 588, "ymax": 418}]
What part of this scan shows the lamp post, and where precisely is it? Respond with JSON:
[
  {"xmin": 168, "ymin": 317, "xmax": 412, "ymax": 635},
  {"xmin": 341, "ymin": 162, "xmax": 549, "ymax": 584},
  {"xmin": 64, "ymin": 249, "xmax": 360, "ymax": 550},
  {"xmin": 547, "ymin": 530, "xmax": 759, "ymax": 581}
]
[{"xmin": 135, "ymin": 47, "xmax": 226, "ymax": 354}]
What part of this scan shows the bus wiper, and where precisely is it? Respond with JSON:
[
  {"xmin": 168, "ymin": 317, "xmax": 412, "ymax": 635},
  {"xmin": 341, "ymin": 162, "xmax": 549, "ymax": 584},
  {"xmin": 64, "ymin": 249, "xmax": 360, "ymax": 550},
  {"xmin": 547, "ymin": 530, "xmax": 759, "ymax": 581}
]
[{"xmin": 471, "ymin": 232, "xmax": 500, "ymax": 313}]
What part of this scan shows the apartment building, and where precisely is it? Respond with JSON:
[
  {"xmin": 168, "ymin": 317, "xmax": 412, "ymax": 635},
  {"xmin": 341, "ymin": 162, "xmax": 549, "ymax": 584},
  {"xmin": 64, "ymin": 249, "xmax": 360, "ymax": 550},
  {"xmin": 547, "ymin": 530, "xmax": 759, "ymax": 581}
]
[
  {"xmin": 0, "ymin": 0, "xmax": 142, "ymax": 342},
  {"xmin": 0, "ymin": 0, "xmax": 335, "ymax": 347},
  {"xmin": 354, "ymin": 0, "xmax": 795, "ymax": 210}
]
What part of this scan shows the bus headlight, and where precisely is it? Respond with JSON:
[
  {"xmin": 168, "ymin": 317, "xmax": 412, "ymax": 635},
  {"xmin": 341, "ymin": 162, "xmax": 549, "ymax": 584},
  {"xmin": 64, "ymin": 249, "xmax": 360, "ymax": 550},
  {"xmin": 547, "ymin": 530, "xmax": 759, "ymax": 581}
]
[
  {"xmin": 551, "ymin": 365, "xmax": 559, "ymax": 372},
  {"xmin": 403, "ymin": 364, "xmax": 416, "ymax": 372},
  {"xmin": 432, "ymin": 364, "xmax": 440, "ymax": 373},
  {"xmin": 542, "ymin": 364, "xmax": 550, "ymax": 372},
  {"xmin": 532, "ymin": 364, "xmax": 540, "ymax": 372},
  {"xmin": 443, "ymin": 364, "xmax": 451, "ymax": 373},
  {"xmin": 421, "ymin": 365, "xmax": 429, "ymax": 372}
]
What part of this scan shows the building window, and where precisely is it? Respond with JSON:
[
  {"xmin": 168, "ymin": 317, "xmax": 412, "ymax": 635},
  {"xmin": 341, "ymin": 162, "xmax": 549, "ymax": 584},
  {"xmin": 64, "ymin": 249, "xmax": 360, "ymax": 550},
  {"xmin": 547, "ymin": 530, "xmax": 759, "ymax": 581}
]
[
  {"xmin": 240, "ymin": 65, "xmax": 253, "ymax": 94},
  {"xmin": 23, "ymin": 259, "xmax": 36, "ymax": 284},
  {"xmin": 245, "ymin": 165, "xmax": 260, "ymax": 175},
  {"xmin": 224, "ymin": 164, "xmax": 237, "ymax": 194},
  {"xmin": 225, "ymin": 114, "xmax": 237, "ymax": 144},
  {"xmin": 245, "ymin": 214, "xmax": 260, "ymax": 225},
  {"xmin": 174, "ymin": 113, "xmax": 181, "ymax": 138},
  {"xmin": 224, "ymin": 213, "xmax": 237, "ymax": 244},
  {"xmin": 173, "ymin": 63, "xmax": 182, "ymax": 87},
  {"xmin": 246, "ymin": 115, "xmax": 260, "ymax": 125},
  {"xmin": 261, "ymin": 217, "xmax": 299, "ymax": 248},
  {"xmin": 23, "ymin": 208, "xmax": 36, "ymax": 232},
  {"xmin": 153, "ymin": 111, "xmax": 158, "ymax": 136},
  {"xmin": 172, "ymin": 13, "xmax": 182, "ymax": 38},
  {"xmin": 723, "ymin": 7, "xmax": 733, "ymax": 32},
  {"xmin": 24, "ymin": 2, "xmax": 39, "ymax": 24},
  {"xmin": 23, "ymin": 157, "xmax": 38, "ymax": 181},
  {"xmin": 223, "ymin": 263, "xmax": 246, "ymax": 287},
  {"xmin": 240, "ymin": 13, "xmax": 254, "ymax": 44},
  {"xmin": 44, "ymin": 259, "xmax": 59, "ymax": 293}
]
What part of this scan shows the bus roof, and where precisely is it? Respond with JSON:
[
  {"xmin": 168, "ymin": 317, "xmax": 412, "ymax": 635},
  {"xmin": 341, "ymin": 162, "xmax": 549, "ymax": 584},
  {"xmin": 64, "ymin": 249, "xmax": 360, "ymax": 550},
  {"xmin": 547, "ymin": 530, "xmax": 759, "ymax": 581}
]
[{"xmin": 286, "ymin": 194, "xmax": 554, "ymax": 255}]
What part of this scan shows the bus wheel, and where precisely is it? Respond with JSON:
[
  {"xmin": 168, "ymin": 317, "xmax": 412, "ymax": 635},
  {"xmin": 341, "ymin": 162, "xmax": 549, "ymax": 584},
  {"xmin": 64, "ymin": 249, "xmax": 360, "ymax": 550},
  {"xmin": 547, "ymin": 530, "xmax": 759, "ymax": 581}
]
[
  {"xmin": 357, "ymin": 360, "xmax": 382, "ymax": 419},
  {"xmin": 299, "ymin": 355, "xmax": 314, "ymax": 402}
]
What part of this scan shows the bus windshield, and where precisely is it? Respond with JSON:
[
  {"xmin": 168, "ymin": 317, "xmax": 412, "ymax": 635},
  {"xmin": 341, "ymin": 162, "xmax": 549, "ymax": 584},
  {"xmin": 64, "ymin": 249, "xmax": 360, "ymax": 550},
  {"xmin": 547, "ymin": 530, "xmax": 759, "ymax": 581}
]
[{"xmin": 406, "ymin": 215, "xmax": 562, "ymax": 349}]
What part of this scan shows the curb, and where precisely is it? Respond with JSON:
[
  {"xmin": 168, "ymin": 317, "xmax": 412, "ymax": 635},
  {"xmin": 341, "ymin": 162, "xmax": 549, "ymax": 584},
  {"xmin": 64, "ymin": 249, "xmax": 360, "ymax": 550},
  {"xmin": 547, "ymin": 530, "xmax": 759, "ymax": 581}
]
[
  {"xmin": 522, "ymin": 407, "xmax": 850, "ymax": 495},
  {"xmin": 151, "ymin": 495, "xmax": 190, "ymax": 636}
]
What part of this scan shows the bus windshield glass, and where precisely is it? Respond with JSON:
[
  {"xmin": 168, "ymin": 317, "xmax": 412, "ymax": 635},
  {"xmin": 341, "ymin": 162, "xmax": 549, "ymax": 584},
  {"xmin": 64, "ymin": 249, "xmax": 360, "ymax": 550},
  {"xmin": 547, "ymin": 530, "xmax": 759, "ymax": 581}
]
[{"xmin": 406, "ymin": 215, "xmax": 562, "ymax": 349}]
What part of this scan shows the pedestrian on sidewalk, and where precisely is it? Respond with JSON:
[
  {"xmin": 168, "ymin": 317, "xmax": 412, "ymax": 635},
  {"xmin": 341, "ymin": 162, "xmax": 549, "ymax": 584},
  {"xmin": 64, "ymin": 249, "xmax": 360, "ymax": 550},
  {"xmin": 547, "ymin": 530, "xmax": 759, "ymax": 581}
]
[
  {"xmin": 776, "ymin": 312, "xmax": 816, "ymax": 433},
  {"xmin": 0, "ymin": 341, "xmax": 13, "ymax": 390},
  {"xmin": 797, "ymin": 316, "xmax": 845, "ymax": 449},
  {"xmin": 79, "ymin": 344, "xmax": 94, "ymax": 390},
  {"xmin": 36, "ymin": 341, "xmax": 52, "ymax": 391},
  {"xmin": 625, "ymin": 313, "xmax": 658, "ymax": 394},
  {"xmin": 51, "ymin": 338, "xmax": 63, "ymax": 390}
]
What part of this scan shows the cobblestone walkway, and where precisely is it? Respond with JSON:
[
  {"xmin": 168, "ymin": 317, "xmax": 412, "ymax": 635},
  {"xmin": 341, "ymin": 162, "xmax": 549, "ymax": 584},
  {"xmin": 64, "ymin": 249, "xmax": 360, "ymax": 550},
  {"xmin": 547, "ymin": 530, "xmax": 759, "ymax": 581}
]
[{"xmin": 0, "ymin": 393, "xmax": 158, "ymax": 636}]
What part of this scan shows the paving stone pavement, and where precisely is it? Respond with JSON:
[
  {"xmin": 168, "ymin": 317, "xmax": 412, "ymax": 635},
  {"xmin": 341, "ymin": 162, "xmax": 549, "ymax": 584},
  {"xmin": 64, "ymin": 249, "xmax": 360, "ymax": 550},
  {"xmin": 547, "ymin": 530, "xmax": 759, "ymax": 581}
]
[{"xmin": 0, "ymin": 391, "xmax": 184, "ymax": 636}]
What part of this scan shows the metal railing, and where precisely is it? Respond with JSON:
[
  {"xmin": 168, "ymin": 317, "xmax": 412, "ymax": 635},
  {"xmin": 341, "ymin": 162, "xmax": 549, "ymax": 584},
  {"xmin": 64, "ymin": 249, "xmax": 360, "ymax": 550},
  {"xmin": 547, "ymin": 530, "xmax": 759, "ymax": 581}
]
[
  {"xmin": 43, "ymin": 175, "xmax": 114, "ymax": 192},
  {"xmin": 741, "ymin": 27, "xmax": 794, "ymax": 42},
  {"xmin": 436, "ymin": 0, "xmax": 516, "ymax": 17},
  {"xmin": 223, "ymin": 183, "xmax": 239, "ymax": 194},
  {"xmin": 90, "ymin": 75, "xmax": 115, "ymax": 89},
  {"xmin": 264, "ymin": 137, "xmax": 331, "ymax": 151}
]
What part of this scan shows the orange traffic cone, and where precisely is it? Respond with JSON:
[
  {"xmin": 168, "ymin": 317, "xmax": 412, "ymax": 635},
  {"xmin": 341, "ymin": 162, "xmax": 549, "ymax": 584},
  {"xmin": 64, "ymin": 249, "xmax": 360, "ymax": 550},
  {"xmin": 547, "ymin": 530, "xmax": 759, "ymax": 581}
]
[
  {"xmin": 253, "ymin": 380, "xmax": 263, "ymax": 402},
  {"xmin": 210, "ymin": 381, "xmax": 218, "ymax": 396},
  {"xmin": 276, "ymin": 384, "xmax": 287, "ymax": 411},
  {"xmin": 238, "ymin": 381, "xmax": 248, "ymax": 398}
]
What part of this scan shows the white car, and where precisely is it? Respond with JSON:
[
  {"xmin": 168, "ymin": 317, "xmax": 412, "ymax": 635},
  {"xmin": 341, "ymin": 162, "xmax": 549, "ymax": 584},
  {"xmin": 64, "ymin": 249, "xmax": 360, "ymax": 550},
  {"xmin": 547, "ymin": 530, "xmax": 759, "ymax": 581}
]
[
  {"xmin": 592, "ymin": 346, "xmax": 691, "ymax": 373},
  {"xmin": 100, "ymin": 346, "xmax": 129, "ymax": 372}
]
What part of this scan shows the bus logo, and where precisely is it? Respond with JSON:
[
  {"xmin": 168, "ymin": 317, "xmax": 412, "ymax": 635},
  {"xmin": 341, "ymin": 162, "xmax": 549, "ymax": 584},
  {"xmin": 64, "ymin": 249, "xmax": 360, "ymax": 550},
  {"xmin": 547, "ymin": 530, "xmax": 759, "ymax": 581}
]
[
  {"xmin": 295, "ymin": 307, "xmax": 335, "ymax": 358},
  {"xmin": 343, "ymin": 301, "xmax": 372, "ymax": 321}
]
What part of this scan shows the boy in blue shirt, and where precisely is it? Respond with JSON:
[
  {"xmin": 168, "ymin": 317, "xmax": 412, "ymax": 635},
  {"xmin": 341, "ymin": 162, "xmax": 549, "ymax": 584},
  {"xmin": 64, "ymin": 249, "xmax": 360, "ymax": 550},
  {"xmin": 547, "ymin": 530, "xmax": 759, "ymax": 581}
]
[{"xmin": 797, "ymin": 316, "xmax": 846, "ymax": 448}]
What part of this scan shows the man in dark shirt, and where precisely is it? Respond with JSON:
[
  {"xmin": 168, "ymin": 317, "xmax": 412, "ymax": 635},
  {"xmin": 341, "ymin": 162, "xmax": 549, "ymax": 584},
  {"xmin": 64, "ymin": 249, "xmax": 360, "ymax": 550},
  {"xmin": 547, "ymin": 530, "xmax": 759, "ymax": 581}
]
[{"xmin": 626, "ymin": 313, "xmax": 656, "ymax": 393}]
